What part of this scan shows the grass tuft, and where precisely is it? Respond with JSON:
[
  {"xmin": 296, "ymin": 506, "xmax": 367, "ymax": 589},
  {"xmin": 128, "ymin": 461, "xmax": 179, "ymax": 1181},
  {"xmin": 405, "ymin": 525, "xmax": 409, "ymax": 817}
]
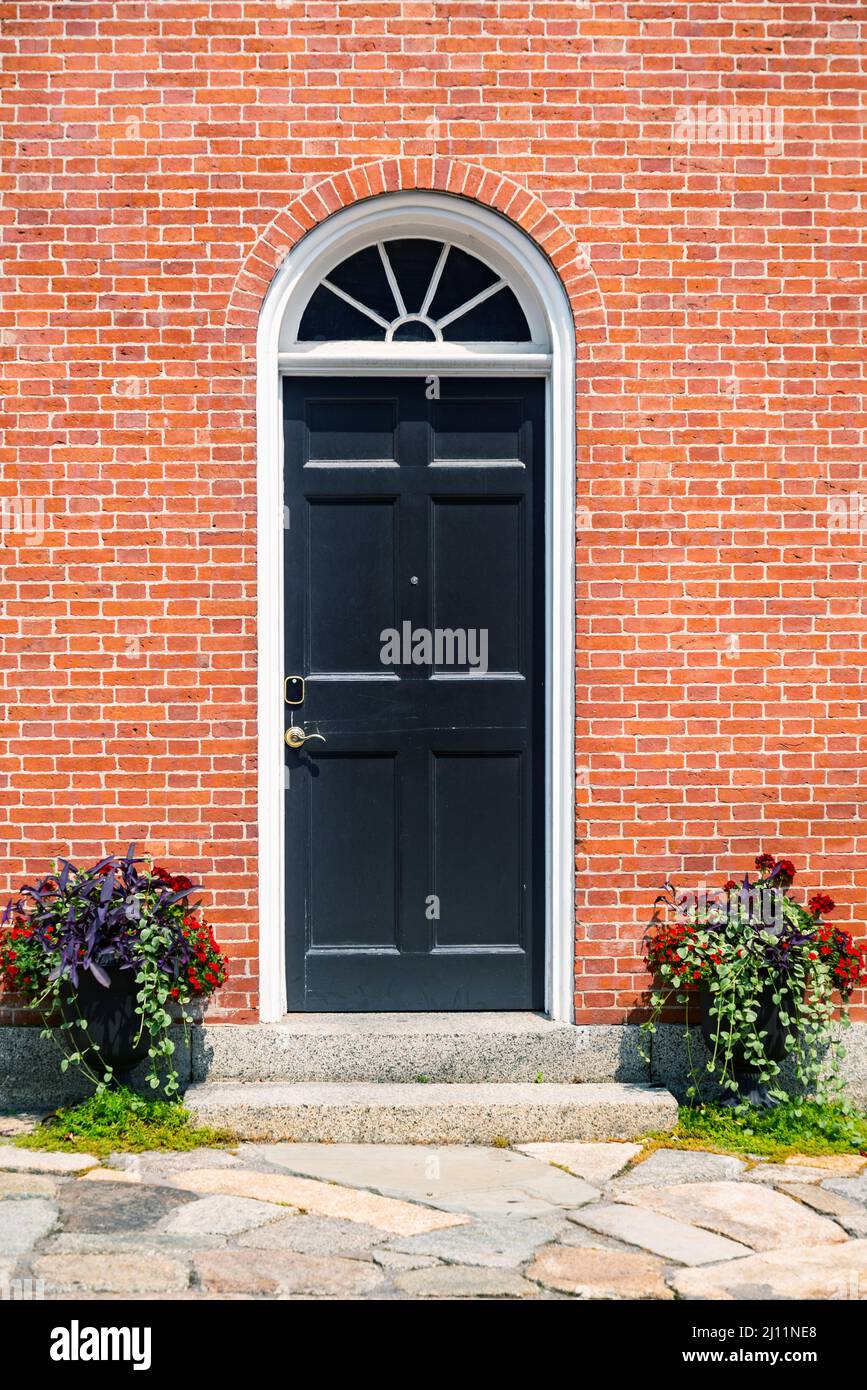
[
  {"xmin": 642, "ymin": 1100, "xmax": 867, "ymax": 1162},
  {"xmin": 13, "ymin": 1086, "xmax": 236, "ymax": 1157}
]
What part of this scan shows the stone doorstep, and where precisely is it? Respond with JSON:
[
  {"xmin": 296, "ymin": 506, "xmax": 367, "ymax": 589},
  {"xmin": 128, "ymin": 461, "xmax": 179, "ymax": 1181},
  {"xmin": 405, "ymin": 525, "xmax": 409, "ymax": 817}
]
[
  {"xmin": 0, "ymin": 1018, "xmax": 649, "ymax": 1108},
  {"xmin": 189, "ymin": 1015, "xmax": 649, "ymax": 1085},
  {"xmin": 6, "ymin": 1018, "xmax": 867, "ymax": 1107},
  {"xmin": 183, "ymin": 1080, "xmax": 678, "ymax": 1145}
]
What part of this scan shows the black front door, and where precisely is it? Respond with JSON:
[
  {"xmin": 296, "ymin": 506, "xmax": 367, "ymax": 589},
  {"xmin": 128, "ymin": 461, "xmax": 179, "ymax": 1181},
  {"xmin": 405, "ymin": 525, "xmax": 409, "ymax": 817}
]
[{"xmin": 283, "ymin": 376, "xmax": 544, "ymax": 1010}]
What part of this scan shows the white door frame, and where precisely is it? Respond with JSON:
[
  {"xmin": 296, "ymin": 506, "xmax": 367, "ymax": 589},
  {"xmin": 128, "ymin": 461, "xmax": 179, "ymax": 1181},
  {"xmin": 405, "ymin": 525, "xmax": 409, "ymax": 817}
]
[{"xmin": 255, "ymin": 191, "xmax": 576, "ymax": 1022}]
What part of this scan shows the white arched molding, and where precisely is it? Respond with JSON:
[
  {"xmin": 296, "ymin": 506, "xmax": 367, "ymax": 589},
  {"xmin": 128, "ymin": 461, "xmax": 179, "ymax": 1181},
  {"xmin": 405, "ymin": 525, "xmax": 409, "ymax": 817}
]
[{"xmin": 256, "ymin": 191, "xmax": 577, "ymax": 1022}]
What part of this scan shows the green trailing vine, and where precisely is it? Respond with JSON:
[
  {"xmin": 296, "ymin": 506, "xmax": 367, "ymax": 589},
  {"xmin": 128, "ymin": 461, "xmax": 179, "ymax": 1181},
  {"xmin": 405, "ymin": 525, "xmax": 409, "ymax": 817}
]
[
  {"xmin": 640, "ymin": 853, "xmax": 866, "ymax": 1107},
  {"xmin": 0, "ymin": 847, "xmax": 228, "ymax": 1098}
]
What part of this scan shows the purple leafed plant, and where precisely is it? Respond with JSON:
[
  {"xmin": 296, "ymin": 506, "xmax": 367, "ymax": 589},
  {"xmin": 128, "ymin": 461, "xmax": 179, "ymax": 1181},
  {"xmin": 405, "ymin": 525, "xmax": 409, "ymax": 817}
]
[
  {"xmin": 0, "ymin": 846, "xmax": 227, "ymax": 1097},
  {"xmin": 1, "ymin": 844, "xmax": 199, "ymax": 991}
]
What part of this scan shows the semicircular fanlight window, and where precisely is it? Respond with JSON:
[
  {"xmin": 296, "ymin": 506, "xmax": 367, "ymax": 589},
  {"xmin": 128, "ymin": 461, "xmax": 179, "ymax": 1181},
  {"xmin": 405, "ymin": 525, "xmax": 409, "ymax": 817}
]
[{"xmin": 297, "ymin": 238, "xmax": 531, "ymax": 342}]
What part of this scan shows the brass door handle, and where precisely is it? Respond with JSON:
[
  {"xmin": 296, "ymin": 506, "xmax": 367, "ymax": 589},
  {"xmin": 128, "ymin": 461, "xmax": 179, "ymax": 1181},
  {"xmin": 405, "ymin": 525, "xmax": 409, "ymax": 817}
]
[{"xmin": 285, "ymin": 725, "xmax": 327, "ymax": 749}]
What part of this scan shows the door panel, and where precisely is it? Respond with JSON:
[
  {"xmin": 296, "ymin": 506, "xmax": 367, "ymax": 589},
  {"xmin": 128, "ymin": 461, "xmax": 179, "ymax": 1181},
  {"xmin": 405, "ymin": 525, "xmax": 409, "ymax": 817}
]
[
  {"xmin": 431, "ymin": 752, "xmax": 524, "ymax": 948},
  {"xmin": 431, "ymin": 499, "xmax": 524, "ymax": 674},
  {"xmin": 305, "ymin": 395, "xmax": 398, "ymax": 466},
  {"xmin": 431, "ymin": 395, "xmax": 528, "ymax": 464},
  {"xmin": 283, "ymin": 376, "xmax": 544, "ymax": 1011},
  {"xmin": 308, "ymin": 755, "xmax": 398, "ymax": 949},
  {"xmin": 307, "ymin": 499, "xmax": 398, "ymax": 673}
]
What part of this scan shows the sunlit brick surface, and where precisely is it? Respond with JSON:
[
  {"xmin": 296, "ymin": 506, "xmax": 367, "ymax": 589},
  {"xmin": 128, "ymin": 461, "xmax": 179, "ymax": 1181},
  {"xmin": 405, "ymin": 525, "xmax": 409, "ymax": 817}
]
[{"xmin": 1, "ymin": 3, "xmax": 865, "ymax": 1023}]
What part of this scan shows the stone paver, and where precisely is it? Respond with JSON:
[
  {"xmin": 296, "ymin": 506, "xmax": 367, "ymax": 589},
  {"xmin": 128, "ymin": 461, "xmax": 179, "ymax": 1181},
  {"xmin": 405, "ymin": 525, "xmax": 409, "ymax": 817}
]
[
  {"xmin": 618, "ymin": 1181, "xmax": 848, "ymax": 1251},
  {"xmin": 0, "ymin": 1198, "xmax": 56, "ymax": 1254},
  {"xmin": 34, "ymin": 1250, "xmax": 190, "ymax": 1295},
  {"xmin": 0, "ymin": 1171, "xmax": 56, "ymax": 1199},
  {"xmin": 250, "ymin": 1141, "xmax": 597, "ymax": 1206},
  {"xmin": 6, "ymin": 1123, "xmax": 867, "ymax": 1301},
  {"xmin": 432, "ymin": 1186, "xmax": 566, "ymax": 1220},
  {"xmin": 508, "ymin": 1167, "xmax": 600, "ymax": 1208},
  {"xmin": 40, "ymin": 1231, "xmax": 219, "ymax": 1255},
  {"xmin": 785, "ymin": 1153, "xmax": 866, "ymax": 1175},
  {"xmin": 382, "ymin": 1212, "xmax": 567, "ymax": 1268},
  {"xmin": 670, "ymin": 1239, "xmax": 867, "ymax": 1300},
  {"xmin": 823, "ymin": 1173, "xmax": 867, "ymax": 1204},
  {"xmin": 193, "ymin": 1248, "xmax": 385, "ymax": 1297},
  {"xmin": 613, "ymin": 1149, "xmax": 745, "ymax": 1187},
  {"xmin": 80, "ymin": 1168, "xmax": 143, "ymax": 1185},
  {"xmin": 778, "ymin": 1183, "xmax": 867, "ymax": 1237},
  {"xmin": 372, "ymin": 1249, "xmax": 441, "ymax": 1271},
  {"xmin": 159, "ymin": 1194, "xmax": 290, "ymax": 1237},
  {"xmin": 171, "ymin": 1166, "xmax": 468, "ymax": 1236},
  {"xmin": 557, "ymin": 1221, "xmax": 639, "ymax": 1252},
  {"xmin": 0, "ymin": 1117, "xmax": 38, "ymax": 1138},
  {"xmin": 57, "ymin": 1181, "xmax": 194, "ymax": 1234},
  {"xmin": 514, "ymin": 1141, "xmax": 641, "ymax": 1184},
  {"xmin": 238, "ymin": 1212, "xmax": 383, "ymax": 1256},
  {"xmin": 528, "ymin": 1242, "xmax": 674, "ymax": 1299},
  {"xmin": 0, "ymin": 1147, "xmax": 98, "ymax": 1174},
  {"xmin": 745, "ymin": 1162, "xmax": 839, "ymax": 1185},
  {"xmin": 568, "ymin": 1203, "xmax": 752, "ymax": 1265},
  {"xmin": 395, "ymin": 1265, "xmax": 538, "ymax": 1298},
  {"xmin": 106, "ymin": 1148, "xmax": 240, "ymax": 1175}
]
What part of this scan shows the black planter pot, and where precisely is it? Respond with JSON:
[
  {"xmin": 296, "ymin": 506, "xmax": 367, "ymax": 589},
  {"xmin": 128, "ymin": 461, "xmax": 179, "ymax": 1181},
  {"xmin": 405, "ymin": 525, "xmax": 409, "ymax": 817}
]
[
  {"xmin": 60, "ymin": 964, "xmax": 148, "ymax": 1086},
  {"xmin": 698, "ymin": 984, "xmax": 789, "ymax": 1108}
]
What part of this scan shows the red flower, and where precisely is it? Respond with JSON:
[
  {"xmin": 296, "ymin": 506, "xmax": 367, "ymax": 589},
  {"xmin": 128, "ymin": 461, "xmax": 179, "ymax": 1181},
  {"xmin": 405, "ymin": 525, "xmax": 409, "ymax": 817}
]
[
  {"xmin": 808, "ymin": 892, "xmax": 835, "ymax": 917},
  {"xmin": 755, "ymin": 853, "xmax": 775, "ymax": 872},
  {"xmin": 775, "ymin": 858, "xmax": 796, "ymax": 882},
  {"xmin": 723, "ymin": 879, "xmax": 738, "ymax": 891},
  {"xmin": 153, "ymin": 866, "xmax": 194, "ymax": 894}
]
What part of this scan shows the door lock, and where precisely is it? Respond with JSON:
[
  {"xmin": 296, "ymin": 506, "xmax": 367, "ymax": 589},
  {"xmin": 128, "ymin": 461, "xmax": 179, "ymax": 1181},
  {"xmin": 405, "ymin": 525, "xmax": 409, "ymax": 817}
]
[{"xmin": 285, "ymin": 725, "xmax": 327, "ymax": 749}]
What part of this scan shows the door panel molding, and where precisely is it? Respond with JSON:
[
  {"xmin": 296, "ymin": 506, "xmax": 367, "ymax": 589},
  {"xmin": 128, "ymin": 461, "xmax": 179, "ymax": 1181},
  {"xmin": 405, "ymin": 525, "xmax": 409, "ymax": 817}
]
[{"xmin": 256, "ymin": 191, "xmax": 576, "ymax": 1021}]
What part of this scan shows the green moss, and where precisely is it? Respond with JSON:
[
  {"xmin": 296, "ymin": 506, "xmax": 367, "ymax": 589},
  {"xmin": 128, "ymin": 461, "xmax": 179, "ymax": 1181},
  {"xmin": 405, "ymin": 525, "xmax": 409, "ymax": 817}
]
[
  {"xmin": 642, "ymin": 1100, "xmax": 867, "ymax": 1162},
  {"xmin": 13, "ymin": 1087, "xmax": 236, "ymax": 1157}
]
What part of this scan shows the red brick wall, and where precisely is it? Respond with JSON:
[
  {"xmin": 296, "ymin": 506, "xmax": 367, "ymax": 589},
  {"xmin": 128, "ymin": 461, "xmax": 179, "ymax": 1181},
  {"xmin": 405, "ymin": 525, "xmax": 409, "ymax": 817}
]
[{"xmin": 1, "ymin": 2, "xmax": 865, "ymax": 1025}]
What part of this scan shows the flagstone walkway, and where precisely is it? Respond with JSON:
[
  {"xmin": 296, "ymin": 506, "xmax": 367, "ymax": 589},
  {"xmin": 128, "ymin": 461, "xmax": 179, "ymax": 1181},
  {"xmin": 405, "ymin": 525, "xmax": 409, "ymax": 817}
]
[{"xmin": 2, "ymin": 1122, "xmax": 867, "ymax": 1299}]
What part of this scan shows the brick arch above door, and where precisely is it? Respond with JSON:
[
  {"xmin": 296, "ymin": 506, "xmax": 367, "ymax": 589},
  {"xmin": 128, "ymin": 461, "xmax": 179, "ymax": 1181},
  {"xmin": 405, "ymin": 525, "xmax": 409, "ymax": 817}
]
[{"xmin": 224, "ymin": 159, "xmax": 606, "ymax": 348}]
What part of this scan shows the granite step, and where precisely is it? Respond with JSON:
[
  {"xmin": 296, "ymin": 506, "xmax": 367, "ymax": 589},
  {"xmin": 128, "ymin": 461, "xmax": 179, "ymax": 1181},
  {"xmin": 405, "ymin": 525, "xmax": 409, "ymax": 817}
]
[
  {"xmin": 190, "ymin": 1013, "xmax": 648, "ymax": 1085},
  {"xmin": 184, "ymin": 1080, "xmax": 677, "ymax": 1145}
]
